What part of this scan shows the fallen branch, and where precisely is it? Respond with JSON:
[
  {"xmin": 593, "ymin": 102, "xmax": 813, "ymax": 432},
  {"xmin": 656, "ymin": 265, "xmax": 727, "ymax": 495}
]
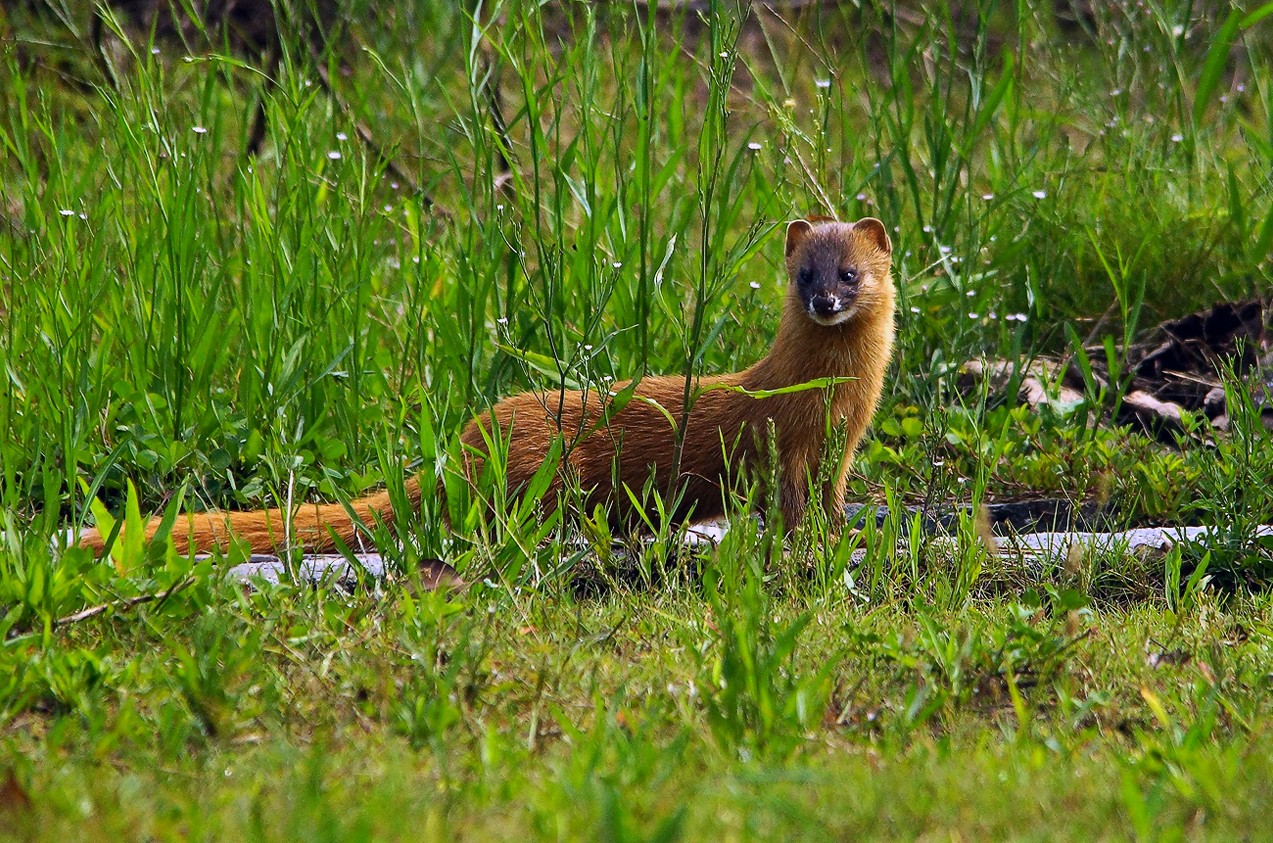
[
  {"xmin": 127, "ymin": 522, "xmax": 1273, "ymax": 596},
  {"xmin": 995, "ymin": 524, "xmax": 1273, "ymax": 564},
  {"xmin": 49, "ymin": 576, "xmax": 195, "ymax": 632},
  {"xmin": 227, "ymin": 554, "xmax": 462, "ymax": 591}
]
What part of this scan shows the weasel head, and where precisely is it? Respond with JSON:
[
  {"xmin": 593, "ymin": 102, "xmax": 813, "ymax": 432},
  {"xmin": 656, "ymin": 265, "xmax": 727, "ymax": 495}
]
[{"xmin": 784, "ymin": 217, "xmax": 894, "ymax": 327}]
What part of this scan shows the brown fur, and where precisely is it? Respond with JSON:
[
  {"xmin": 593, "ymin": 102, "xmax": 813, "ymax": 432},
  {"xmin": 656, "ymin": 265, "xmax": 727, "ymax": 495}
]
[{"xmin": 76, "ymin": 218, "xmax": 895, "ymax": 555}]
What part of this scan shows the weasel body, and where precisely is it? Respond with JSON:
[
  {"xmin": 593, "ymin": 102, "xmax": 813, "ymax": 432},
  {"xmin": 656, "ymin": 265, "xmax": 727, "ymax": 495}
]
[{"xmin": 76, "ymin": 217, "xmax": 895, "ymax": 554}]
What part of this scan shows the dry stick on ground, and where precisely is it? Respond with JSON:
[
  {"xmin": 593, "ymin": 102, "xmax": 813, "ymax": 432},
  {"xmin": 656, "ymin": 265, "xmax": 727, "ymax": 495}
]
[
  {"xmin": 41, "ymin": 576, "xmax": 196, "ymax": 634},
  {"xmin": 994, "ymin": 525, "xmax": 1273, "ymax": 564}
]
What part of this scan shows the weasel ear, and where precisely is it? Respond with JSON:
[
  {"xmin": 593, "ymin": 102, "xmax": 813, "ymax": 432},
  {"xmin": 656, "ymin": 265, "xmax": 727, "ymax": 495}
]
[
  {"xmin": 785, "ymin": 219, "xmax": 815, "ymax": 257},
  {"xmin": 853, "ymin": 218, "xmax": 892, "ymax": 255}
]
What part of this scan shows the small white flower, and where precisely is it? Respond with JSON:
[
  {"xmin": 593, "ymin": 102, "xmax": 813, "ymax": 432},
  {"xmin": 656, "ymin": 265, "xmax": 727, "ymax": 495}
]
[
  {"xmin": 856, "ymin": 193, "xmax": 867, "ymax": 201},
  {"xmin": 939, "ymin": 245, "xmax": 952, "ymax": 255},
  {"xmin": 1171, "ymin": 133, "xmax": 1183, "ymax": 143},
  {"xmin": 1032, "ymin": 190, "xmax": 1047, "ymax": 199},
  {"xmin": 909, "ymin": 306, "xmax": 920, "ymax": 314},
  {"xmin": 747, "ymin": 141, "xmax": 762, "ymax": 151},
  {"xmin": 612, "ymin": 261, "xmax": 622, "ymax": 269},
  {"xmin": 815, "ymin": 78, "xmax": 831, "ymax": 89},
  {"xmin": 336, "ymin": 132, "xmax": 348, "ymax": 141},
  {"xmin": 497, "ymin": 316, "xmax": 509, "ymax": 325},
  {"xmin": 749, "ymin": 281, "xmax": 761, "ymax": 290},
  {"xmin": 192, "ymin": 126, "xmax": 207, "ymax": 134},
  {"xmin": 151, "ymin": 47, "xmax": 160, "ymax": 55},
  {"xmin": 58, "ymin": 209, "xmax": 74, "ymax": 217},
  {"xmin": 968, "ymin": 312, "xmax": 980, "ymax": 320},
  {"xmin": 982, "ymin": 193, "xmax": 994, "ymax": 201},
  {"xmin": 327, "ymin": 150, "xmax": 341, "ymax": 160}
]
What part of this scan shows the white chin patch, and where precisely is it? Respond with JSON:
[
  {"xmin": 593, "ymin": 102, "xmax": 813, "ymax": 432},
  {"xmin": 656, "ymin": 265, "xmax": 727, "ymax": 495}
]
[{"xmin": 808, "ymin": 307, "xmax": 855, "ymax": 326}]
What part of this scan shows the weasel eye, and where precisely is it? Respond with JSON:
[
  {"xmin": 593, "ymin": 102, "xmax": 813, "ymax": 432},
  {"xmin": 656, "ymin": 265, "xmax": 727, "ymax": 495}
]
[
  {"xmin": 840, "ymin": 268, "xmax": 859, "ymax": 283},
  {"xmin": 798, "ymin": 268, "xmax": 814, "ymax": 286}
]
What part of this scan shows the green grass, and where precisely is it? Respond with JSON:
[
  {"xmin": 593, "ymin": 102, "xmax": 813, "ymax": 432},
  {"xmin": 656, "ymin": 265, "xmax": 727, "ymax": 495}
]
[{"xmin": 2, "ymin": 0, "xmax": 1273, "ymax": 839}]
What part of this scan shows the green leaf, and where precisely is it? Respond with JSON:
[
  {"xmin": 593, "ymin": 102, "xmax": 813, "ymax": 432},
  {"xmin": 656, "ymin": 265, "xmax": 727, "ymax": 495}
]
[
  {"xmin": 1239, "ymin": 2, "xmax": 1273, "ymax": 28},
  {"xmin": 583, "ymin": 376, "xmax": 642, "ymax": 438},
  {"xmin": 968, "ymin": 53, "xmax": 1014, "ymax": 143},
  {"xmin": 704, "ymin": 376, "xmax": 852, "ymax": 400},
  {"xmin": 1253, "ymin": 200, "xmax": 1273, "ymax": 261},
  {"xmin": 1194, "ymin": 10, "xmax": 1242, "ymax": 126},
  {"xmin": 494, "ymin": 343, "xmax": 580, "ymax": 391},
  {"xmin": 521, "ymin": 435, "xmax": 563, "ymax": 510},
  {"xmin": 83, "ymin": 480, "xmax": 120, "ymax": 569},
  {"xmin": 1182, "ymin": 550, "xmax": 1212, "ymax": 610},
  {"xmin": 148, "ymin": 484, "xmax": 189, "ymax": 558},
  {"xmin": 1064, "ymin": 323, "xmax": 1100, "ymax": 401},
  {"xmin": 121, "ymin": 478, "xmax": 146, "ymax": 574},
  {"xmin": 631, "ymin": 394, "xmax": 679, "ymax": 434}
]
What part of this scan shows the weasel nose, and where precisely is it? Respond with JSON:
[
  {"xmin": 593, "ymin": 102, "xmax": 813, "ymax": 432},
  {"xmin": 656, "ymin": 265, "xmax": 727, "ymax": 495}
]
[{"xmin": 810, "ymin": 294, "xmax": 838, "ymax": 316}]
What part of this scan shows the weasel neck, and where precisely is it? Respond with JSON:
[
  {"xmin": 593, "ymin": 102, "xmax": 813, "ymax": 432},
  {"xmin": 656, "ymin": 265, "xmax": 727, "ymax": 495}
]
[{"xmin": 741, "ymin": 292, "xmax": 895, "ymax": 393}]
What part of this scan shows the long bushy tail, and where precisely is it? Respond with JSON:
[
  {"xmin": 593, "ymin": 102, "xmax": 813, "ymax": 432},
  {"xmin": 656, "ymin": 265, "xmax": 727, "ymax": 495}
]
[{"xmin": 77, "ymin": 478, "xmax": 422, "ymax": 556}]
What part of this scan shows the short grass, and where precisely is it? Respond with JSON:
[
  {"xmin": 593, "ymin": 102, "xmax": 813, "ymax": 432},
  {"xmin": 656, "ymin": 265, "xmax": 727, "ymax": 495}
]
[{"xmin": 2, "ymin": 0, "xmax": 1273, "ymax": 839}]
